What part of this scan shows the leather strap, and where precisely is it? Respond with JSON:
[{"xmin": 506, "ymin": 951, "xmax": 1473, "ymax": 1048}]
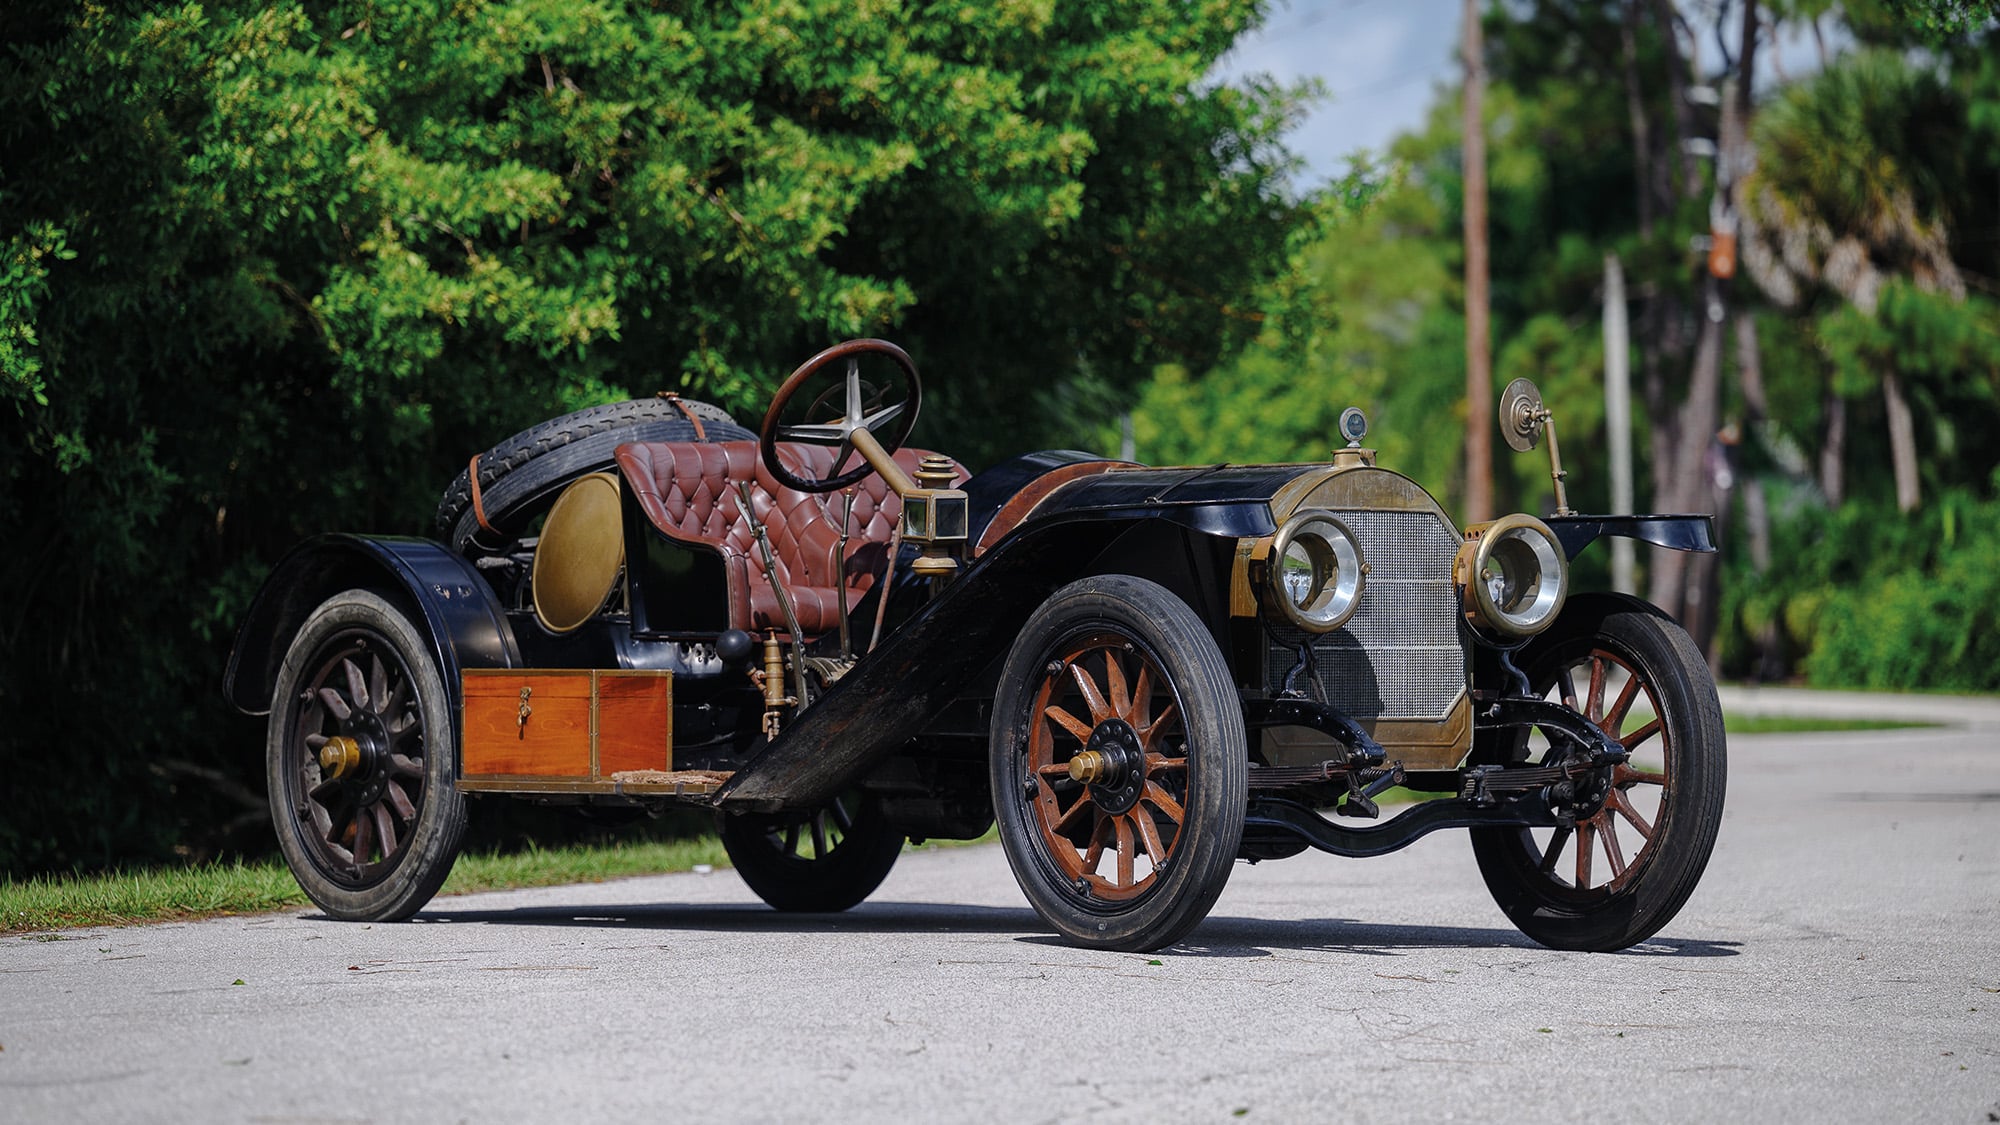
[
  {"xmin": 467, "ymin": 453, "xmax": 498, "ymax": 536},
  {"xmin": 658, "ymin": 392, "xmax": 707, "ymax": 441}
]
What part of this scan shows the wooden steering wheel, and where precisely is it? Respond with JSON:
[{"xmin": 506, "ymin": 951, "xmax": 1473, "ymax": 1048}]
[{"xmin": 758, "ymin": 338, "xmax": 922, "ymax": 494}]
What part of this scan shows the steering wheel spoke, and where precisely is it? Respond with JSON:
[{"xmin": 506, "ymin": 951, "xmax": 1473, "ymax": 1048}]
[
  {"xmin": 856, "ymin": 401, "xmax": 907, "ymax": 431},
  {"xmin": 777, "ymin": 422, "xmax": 854, "ymax": 443}
]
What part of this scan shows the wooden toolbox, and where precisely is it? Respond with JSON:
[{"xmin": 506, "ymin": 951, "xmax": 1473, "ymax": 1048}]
[{"xmin": 460, "ymin": 669, "xmax": 672, "ymax": 782}]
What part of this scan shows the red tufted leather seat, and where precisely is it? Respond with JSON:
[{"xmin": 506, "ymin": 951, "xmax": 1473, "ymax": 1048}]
[{"xmin": 615, "ymin": 440, "xmax": 967, "ymax": 636}]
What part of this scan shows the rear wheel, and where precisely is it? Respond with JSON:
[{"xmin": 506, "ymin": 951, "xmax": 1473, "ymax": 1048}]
[
  {"xmin": 990, "ymin": 575, "xmax": 1246, "ymax": 952},
  {"xmin": 267, "ymin": 590, "xmax": 466, "ymax": 921},
  {"xmin": 1470, "ymin": 602, "xmax": 1726, "ymax": 951},
  {"xmin": 718, "ymin": 792, "xmax": 904, "ymax": 912}
]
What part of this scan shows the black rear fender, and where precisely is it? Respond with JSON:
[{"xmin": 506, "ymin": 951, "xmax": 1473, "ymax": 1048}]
[{"xmin": 223, "ymin": 534, "xmax": 519, "ymax": 716}]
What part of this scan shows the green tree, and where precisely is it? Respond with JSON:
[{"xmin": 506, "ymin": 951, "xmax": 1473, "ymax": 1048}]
[
  {"xmin": 0, "ymin": 0, "xmax": 1308, "ymax": 873},
  {"xmin": 1739, "ymin": 49, "xmax": 1985, "ymax": 511}
]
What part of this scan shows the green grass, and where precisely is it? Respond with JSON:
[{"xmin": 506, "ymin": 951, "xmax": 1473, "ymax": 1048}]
[
  {"xmin": 1722, "ymin": 714, "xmax": 1937, "ymax": 735},
  {"xmin": 2, "ymin": 836, "xmax": 731, "ymax": 936}
]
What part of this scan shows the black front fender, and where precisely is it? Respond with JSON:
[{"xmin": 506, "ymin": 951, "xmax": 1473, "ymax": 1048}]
[
  {"xmin": 1545, "ymin": 514, "xmax": 1714, "ymax": 559},
  {"xmin": 715, "ymin": 502, "xmax": 1269, "ymax": 811},
  {"xmin": 222, "ymin": 534, "xmax": 519, "ymax": 716}
]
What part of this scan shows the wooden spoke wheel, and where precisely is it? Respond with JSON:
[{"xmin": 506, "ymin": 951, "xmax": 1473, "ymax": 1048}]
[
  {"xmin": 719, "ymin": 792, "xmax": 904, "ymax": 913},
  {"xmin": 267, "ymin": 591, "xmax": 465, "ymax": 921},
  {"xmin": 991, "ymin": 576, "xmax": 1245, "ymax": 952},
  {"xmin": 1471, "ymin": 598, "xmax": 1726, "ymax": 951}
]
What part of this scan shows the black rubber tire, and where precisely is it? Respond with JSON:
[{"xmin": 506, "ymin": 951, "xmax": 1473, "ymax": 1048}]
[
  {"xmin": 267, "ymin": 590, "xmax": 467, "ymax": 922},
  {"xmin": 1469, "ymin": 601, "xmax": 1727, "ymax": 952},
  {"xmin": 989, "ymin": 575, "xmax": 1247, "ymax": 952},
  {"xmin": 718, "ymin": 792, "xmax": 905, "ymax": 912},
  {"xmin": 436, "ymin": 398, "xmax": 751, "ymax": 552}
]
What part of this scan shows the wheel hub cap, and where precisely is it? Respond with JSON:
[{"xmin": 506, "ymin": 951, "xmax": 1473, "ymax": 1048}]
[
  {"xmin": 1072, "ymin": 719, "xmax": 1145, "ymax": 814},
  {"xmin": 318, "ymin": 736, "xmax": 364, "ymax": 780}
]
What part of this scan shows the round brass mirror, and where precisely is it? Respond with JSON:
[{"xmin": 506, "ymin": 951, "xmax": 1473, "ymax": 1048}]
[{"xmin": 1499, "ymin": 378, "xmax": 1547, "ymax": 453}]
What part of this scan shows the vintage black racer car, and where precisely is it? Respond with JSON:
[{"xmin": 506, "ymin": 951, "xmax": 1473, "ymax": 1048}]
[{"xmin": 225, "ymin": 340, "xmax": 1725, "ymax": 952}]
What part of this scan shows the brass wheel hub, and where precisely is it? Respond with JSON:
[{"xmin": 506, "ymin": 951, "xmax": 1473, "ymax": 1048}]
[
  {"xmin": 318, "ymin": 736, "xmax": 364, "ymax": 780},
  {"xmin": 1070, "ymin": 719, "xmax": 1145, "ymax": 815}
]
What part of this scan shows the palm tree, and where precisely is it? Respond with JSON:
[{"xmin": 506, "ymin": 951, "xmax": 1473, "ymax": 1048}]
[{"xmin": 1737, "ymin": 50, "xmax": 1967, "ymax": 512}]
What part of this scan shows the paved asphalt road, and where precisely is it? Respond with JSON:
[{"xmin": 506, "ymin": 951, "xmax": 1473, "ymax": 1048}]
[{"xmin": 4, "ymin": 687, "xmax": 1996, "ymax": 1123}]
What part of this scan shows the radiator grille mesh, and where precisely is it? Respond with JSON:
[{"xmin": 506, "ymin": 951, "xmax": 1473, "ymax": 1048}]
[{"xmin": 1265, "ymin": 509, "xmax": 1467, "ymax": 722}]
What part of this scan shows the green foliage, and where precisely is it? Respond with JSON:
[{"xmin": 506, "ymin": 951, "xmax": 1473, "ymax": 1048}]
[
  {"xmin": 1749, "ymin": 50, "xmax": 1966, "ymax": 252},
  {"xmin": 1117, "ymin": 163, "xmax": 1470, "ymax": 502},
  {"xmin": 1853, "ymin": 0, "xmax": 1999, "ymax": 43},
  {"xmin": 0, "ymin": 223, "xmax": 70, "ymax": 415},
  {"xmin": 1123, "ymin": 0, "xmax": 1667, "ymax": 523},
  {"xmin": 1719, "ymin": 486, "xmax": 2000, "ymax": 691},
  {"xmin": 0, "ymin": 0, "xmax": 1306, "ymax": 874},
  {"xmin": 1815, "ymin": 283, "xmax": 2000, "ymax": 500}
]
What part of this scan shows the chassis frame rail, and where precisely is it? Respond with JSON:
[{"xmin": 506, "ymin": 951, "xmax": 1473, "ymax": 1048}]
[{"xmin": 1240, "ymin": 693, "xmax": 1629, "ymax": 859}]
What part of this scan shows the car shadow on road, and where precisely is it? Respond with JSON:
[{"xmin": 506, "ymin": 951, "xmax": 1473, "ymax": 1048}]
[
  {"xmin": 411, "ymin": 899, "xmax": 1045, "ymax": 935},
  {"xmin": 1155, "ymin": 915, "xmax": 1743, "ymax": 959},
  {"xmin": 405, "ymin": 900, "xmax": 1740, "ymax": 959}
]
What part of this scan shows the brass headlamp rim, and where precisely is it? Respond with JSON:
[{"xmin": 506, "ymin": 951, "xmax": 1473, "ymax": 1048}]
[{"xmin": 1455, "ymin": 512, "xmax": 1569, "ymax": 637}]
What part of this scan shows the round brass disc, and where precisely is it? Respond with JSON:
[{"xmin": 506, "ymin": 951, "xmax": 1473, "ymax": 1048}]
[
  {"xmin": 1499, "ymin": 377, "xmax": 1547, "ymax": 453},
  {"xmin": 532, "ymin": 472, "xmax": 626, "ymax": 634}
]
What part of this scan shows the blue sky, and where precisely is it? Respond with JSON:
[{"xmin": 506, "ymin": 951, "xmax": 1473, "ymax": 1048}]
[
  {"xmin": 1215, "ymin": 0, "xmax": 1837, "ymax": 189},
  {"xmin": 1211, "ymin": 0, "xmax": 1469, "ymax": 185}
]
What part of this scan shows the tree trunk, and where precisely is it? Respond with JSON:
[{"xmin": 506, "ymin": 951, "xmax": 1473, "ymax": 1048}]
[
  {"xmin": 1733, "ymin": 309, "xmax": 1783, "ymax": 676},
  {"xmin": 1688, "ymin": 481, "xmax": 1729, "ymax": 672},
  {"xmin": 1461, "ymin": 0, "xmax": 1493, "ymax": 525},
  {"xmin": 1648, "ymin": 287, "xmax": 1725, "ymax": 620},
  {"xmin": 1648, "ymin": 0, "xmax": 1702, "ymax": 199},
  {"xmin": 1883, "ymin": 372, "xmax": 1920, "ymax": 512},
  {"xmin": 1820, "ymin": 390, "xmax": 1846, "ymax": 504},
  {"xmin": 1736, "ymin": 311, "xmax": 1766, "ymax": 421},
  {"xmin": 1604, "ymin": 254, "xmax": 1637, "ymax": 595},
  {"xmin": 1621, "ymin": 0, "xmax": 1657, "ymax": 239}
]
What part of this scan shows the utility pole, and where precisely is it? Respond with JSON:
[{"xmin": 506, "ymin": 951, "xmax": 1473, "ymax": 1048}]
[{"xmin": 1461, "ymin": 0, "xmax": 1493, "ymax": 524}]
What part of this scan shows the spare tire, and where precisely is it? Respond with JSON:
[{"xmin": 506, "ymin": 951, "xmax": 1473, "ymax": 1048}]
[{"xmin": 436, "ymin": 397, "xmax": 753, "ymax": 552}]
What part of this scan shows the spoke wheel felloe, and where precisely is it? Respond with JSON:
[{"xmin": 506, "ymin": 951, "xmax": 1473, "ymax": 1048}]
[
  {"xmin": 1470, "ymin": 598, "xmax": 1726, "ymax": 952},
  {"xmin": 267, "ymin": 590, "xmax": 466, "ymax": 922},
  {"xmin": 992, "ymin": 575, "xmax": 1246, "ymax": 952}
]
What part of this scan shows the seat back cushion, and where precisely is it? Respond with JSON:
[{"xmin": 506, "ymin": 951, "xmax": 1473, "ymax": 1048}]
[{"xmin": 616, "ymin": 440, "xmax": 966, "ymax": 634}]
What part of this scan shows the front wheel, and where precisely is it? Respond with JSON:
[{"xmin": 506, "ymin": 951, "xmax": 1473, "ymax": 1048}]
[
  {"xmin": 267, "ymin": 590, "xmax": 466, "ymax": 921},
  {"xmin": 1470, "ymin": 599, "xmax": 1726, "ymax": 951},
  {"xmin": 990, "ymin": 575, "xmax": 1247, "ymax": 952}
]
